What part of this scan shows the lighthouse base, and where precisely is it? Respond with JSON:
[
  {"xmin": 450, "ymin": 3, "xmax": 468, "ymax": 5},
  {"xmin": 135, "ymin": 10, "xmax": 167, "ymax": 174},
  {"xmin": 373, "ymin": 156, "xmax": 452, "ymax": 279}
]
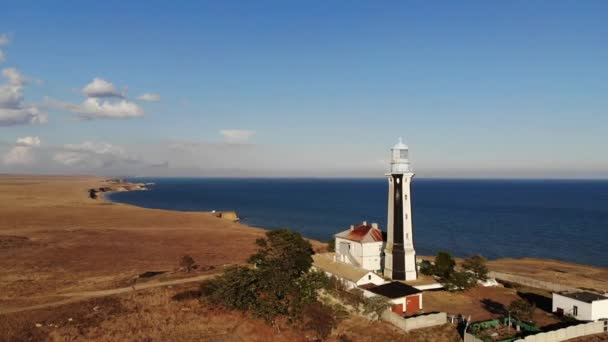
[{"xmin": 384, "ymin": 248, "xmax": 417, "ymax": 281}]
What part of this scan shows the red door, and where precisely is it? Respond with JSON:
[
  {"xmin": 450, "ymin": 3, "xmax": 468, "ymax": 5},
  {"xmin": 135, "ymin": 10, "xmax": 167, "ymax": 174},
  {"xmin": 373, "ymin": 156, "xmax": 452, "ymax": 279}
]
[
  {"xmin": 406, "ymin": 295, "xmax": 420, "ymax": 313},
  {"xmin": 392, "ymin": 303, "xmax": 404, "ymax": 314}
]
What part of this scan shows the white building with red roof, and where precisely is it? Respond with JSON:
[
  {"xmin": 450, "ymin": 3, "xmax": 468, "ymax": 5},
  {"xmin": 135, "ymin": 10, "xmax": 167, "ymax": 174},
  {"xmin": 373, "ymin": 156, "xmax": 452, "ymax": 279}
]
[{"xmin": 334, "ymin": 221, "xmax": 384, "ymax": 272}]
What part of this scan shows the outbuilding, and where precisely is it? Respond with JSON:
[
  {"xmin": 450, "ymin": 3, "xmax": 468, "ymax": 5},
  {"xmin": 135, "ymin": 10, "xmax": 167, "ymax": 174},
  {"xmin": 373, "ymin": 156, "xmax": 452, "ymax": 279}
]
[
  {"xmin": 312, "ymin": 253, "xmax": 385, "ymax": 290},
  {"xmin": 361, "ymin": 281, "xmax": 423, "ymax": 315},
  {"xmin": 552, "ymin": 291, "xmax": 608, "ymax": 321}
]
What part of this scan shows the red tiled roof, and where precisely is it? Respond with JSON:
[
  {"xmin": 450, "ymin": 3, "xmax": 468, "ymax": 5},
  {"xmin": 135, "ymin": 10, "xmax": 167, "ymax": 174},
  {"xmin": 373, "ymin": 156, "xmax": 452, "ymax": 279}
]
[{"xmin": 335, "ymin": 224, "xmax": 383, "ymax": 242}]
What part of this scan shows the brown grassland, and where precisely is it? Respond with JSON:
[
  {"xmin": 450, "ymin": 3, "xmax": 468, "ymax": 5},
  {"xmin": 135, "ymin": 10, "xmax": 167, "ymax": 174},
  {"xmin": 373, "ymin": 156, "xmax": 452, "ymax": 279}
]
[{"xmin": 0, "ymin": 175, "xmax": 606, "ymax": 341}]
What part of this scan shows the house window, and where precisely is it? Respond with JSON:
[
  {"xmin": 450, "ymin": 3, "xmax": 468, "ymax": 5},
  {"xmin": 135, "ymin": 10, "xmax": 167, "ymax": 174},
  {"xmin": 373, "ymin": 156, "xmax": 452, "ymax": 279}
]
[
  {"xmin": 573, "ymin": 306, "xmax": 578, "ymax": 316},
  {"xmin": 368, "ymin": 275, "xmax": 371, "ymax": 280}
]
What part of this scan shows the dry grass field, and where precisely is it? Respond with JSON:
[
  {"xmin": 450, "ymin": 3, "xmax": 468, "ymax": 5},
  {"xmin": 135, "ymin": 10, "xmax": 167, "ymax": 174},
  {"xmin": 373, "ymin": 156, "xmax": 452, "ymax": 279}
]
[
  {"xmin": 0, "ymin": 175, "xmax": 270, "ymax": 309},
  {"xmin": 0, "ymin": 175, "xmax": 606, "ymax": 340},
  {"xmin": 0, "ymin": 282, "xmax": 462, "ymax": 342}
]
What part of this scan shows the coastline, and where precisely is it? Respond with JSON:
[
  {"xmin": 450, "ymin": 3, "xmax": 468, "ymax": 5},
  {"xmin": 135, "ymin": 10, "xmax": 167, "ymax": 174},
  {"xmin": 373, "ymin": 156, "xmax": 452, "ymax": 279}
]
[
  {"xmin": 104, "ymin": 178, "xmax": 608, "ymax": 292},
  {"xmin": 0, "ymin": 175, "xmax": 606, "ymax": 310}
]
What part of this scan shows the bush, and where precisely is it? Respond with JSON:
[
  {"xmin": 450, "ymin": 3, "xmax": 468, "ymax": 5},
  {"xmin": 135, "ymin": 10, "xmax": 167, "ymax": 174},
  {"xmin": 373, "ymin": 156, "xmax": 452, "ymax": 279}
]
[
  {"xmin": 508, "ymin": 298, "xmax": 536, "ymax": 322},
  {"xmin": 419, "ymin": 260, "xmax": 434, "ymax": 276},
  {"xmin": 434, "ymin": 251, "xmax": 456, "ymax": 279},
  {"xmin": 445, "ymin": 271, "xmax": 475, "ymax": 291},
  {"xmin": 327, "ymin": 239, "xmax": 335, "ymax": 252},
  {"xmin": 462, "ymin": 255, "xmax": 488, "ymax": 281},
  {"xmin": 180, "ymin": 255, "xmax": 197, "ymax": 273},
  {"xmin": 362, "ymin": 296, "xmax": 392, "ymax": 321},
  {"xmin": 200, "ymin": 229, "xmax": 324, "ymax": 324},
  {"xmin": 302, "ymin": 302, "xmax": 337, "ymax": 340}
]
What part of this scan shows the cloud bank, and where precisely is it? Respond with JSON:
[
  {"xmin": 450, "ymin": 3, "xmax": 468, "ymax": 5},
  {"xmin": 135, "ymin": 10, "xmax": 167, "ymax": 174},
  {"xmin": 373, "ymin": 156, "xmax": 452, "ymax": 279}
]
[
  {"xmin": 3, "ymin": 136, "xmax": 41, "ymax": 165},
  {"xmin": 49, "ymin": 77, "xmax": 145, "ymax": 120},
  {"xmin": 0, "ymin": 68, "xmax": 48, "ymax": 126}
]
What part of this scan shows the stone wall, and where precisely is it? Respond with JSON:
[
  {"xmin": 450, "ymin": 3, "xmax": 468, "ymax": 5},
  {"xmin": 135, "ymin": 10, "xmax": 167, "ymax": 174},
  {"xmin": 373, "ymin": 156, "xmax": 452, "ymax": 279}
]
[
  {"xmin": 489, "ymin": 271, "xmax": 577, "ymax": 292},
  {"xmin": 381, "ymin": 311, "xmax": 447, "ymax": 332}
]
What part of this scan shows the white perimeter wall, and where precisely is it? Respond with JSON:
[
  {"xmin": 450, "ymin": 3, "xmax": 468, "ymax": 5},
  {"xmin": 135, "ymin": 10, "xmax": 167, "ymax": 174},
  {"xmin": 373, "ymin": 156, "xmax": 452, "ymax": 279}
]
[{"xmin": 592, "ymin": 300, "xmax": 608, "ymax": 321}]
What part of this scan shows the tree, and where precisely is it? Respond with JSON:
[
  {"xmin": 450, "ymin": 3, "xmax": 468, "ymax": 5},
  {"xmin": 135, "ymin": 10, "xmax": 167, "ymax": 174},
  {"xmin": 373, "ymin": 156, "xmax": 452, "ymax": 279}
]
[
  {"xmin": 508, "ymin": 298, "xmax": 536, "ymax": 322},
  {"xmin": 362, "ymin": 296, "xmax": 393, "ymax": 321},
  {"xmin": 434, "ymin": 251, "xmax": 456, "ymax": 279},
  {"xmin": 462, "ymin": 255, "xmax": 489, "ymax": 281},
  {"xmin": 419, "ymin": 260, "xmax": 434, "ymax": 276},
  {"xmin": 180, "ymin": 254, "xmax": 196, "ymax": 273},
  {"xmin": 303, "ymin": 302, "xmax": 337, "ymax": 340},
  {"xmin": 248, "ymin": 229, "xmax": 313, "ymax": 278},
  {"xmin": 201, "ymin": 229, "xmax": 323, "ymax": 324},
  {"xmin": 445, "ymin": 271, "xmax": 475, "ymax": 291}
]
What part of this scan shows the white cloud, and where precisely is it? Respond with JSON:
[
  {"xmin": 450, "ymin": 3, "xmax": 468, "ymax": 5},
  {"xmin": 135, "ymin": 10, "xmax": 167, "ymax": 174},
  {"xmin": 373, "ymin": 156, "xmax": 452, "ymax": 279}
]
[
  {"xmin": 219, "ymin": 129, "xmax": 255, "ymax": 144},
  {"xmin": 3, "ymin": 136, "xmax": 41, "ymax": 165},
  {"xmin": 49, "ymin": 78, "xmax": 149, "ymax": 120},
  {"xmin": 49, "ymin": 97, "xmax": 144, "ymax": 120},
  {"xmin": 0, "ymin": 68, "xmax": 47, "ymax": 126},
  {"xmin": 16, "ymin": 136, "xmax": 41, "ymax": 147},
  {"xmin": 53, "ymin": 141, "xmax": 139, "ymax": 168},
  {"xmin": 82, "ymin": 78, "xmax": 123, "ymax": 98},
  {"xmin": 137, "ymin": 93, "xmax": 160, "ymax": 102}
]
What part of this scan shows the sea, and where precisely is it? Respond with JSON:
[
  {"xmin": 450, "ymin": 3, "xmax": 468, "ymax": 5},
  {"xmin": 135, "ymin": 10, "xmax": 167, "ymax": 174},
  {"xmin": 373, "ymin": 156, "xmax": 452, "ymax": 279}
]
[{"xmin": 108, "ymin": 178, "xmax": 608, "ymax": 268}]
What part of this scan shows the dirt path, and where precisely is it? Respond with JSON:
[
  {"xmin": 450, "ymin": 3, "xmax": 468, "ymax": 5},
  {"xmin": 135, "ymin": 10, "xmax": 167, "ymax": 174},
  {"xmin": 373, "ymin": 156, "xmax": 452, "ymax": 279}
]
[{"xmin": 0, "ymin": 274, "xmax": 215, "ymax": 315}]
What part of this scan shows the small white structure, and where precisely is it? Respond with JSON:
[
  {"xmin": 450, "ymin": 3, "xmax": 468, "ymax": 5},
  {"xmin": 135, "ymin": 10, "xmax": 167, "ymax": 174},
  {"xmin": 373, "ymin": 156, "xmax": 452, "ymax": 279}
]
[
  {"xmin": 361, "ymin": 282, "xmax": 423, "ymax": 315},
  {"xmin": 552, "ymin": 291, "xmax": 608, "ymax": 321},
  {"xmin": 312, "ymin": 253, "xmax": 385, "ymax": 290},
  {"xmin": 334, "ymin": 222, "xmax": 384, "ymax": 272}
]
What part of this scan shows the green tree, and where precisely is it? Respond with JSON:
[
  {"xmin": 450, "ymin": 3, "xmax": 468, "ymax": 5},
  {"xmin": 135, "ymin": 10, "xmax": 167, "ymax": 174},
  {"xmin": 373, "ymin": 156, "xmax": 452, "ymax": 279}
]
[
  {"xmin": 362, "ymin": 295, "xmax": 392, "ymax": 321},
  {"xmin": 434, "ymin": 251, "xmax": 456, "ymax": 279},
  {"xmin": 508, "ymin": 298, "xmax": 536, "ymax": 322},
  {"xmin": 201, "ymin": 229, "xmax": 323, "ymax": 324},
  {"xmin": 248, "ymin": 229, "xmax": 313, "ymax": 277},
  {"xmin": 462, "ymin": 255, "xmax": 489, "ymax": 281},
  {"xmin": 445, "ymin": 271, "xmax": 475, "ymax": 291},
  {"xmin": 419, "ymin": 260, "xmax": 435, "ymax": 276}
]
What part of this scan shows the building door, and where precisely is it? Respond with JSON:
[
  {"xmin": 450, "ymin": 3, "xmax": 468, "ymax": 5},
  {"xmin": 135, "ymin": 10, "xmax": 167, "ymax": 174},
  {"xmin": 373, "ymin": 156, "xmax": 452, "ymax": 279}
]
[
  {"xmin": 406, "ymin": 295, "xmax": 420, "ymax": 313},
  {"xmin": 392, "ymin": 304, "xmax": 404, "ymax": 315}
]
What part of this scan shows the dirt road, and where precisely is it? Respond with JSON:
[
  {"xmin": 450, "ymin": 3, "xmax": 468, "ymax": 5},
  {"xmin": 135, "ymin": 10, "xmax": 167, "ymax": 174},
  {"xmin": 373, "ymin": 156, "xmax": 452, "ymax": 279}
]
[{"xmin": 0, "ymin": 274, "xmax": 214, "ymax": 315}]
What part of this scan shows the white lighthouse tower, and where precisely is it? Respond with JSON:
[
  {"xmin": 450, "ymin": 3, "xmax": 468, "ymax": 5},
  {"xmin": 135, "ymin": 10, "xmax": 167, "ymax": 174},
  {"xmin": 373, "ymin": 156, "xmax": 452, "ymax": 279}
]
[{"xmin": 383, "ymin": 138, "xmax": 417, "ymax": 281}]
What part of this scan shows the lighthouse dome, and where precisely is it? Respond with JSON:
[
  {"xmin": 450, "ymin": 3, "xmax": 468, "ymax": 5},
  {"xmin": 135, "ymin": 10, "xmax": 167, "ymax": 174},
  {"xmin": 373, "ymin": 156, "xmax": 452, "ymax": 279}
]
[{"xmin": 390, "ymin": 137, "xmax": 411, "ymax": 173}]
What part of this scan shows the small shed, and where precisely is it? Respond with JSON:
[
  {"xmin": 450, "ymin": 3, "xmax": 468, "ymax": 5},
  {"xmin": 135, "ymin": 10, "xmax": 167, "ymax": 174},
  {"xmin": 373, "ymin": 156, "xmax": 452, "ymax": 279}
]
[
  {"xmin": 362, "ymin": 281, "xmax": 423, "ymax": 315},
  {"xmin": 553, "ymin": 291, "xmax": 608, "ymax": 321}
]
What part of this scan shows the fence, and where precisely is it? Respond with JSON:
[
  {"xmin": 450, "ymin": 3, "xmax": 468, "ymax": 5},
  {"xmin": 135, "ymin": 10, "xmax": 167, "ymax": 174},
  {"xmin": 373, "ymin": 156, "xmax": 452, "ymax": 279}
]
[
  {"xmin": 381, "ymin": 311, "xmax": 447, "ymax": 332},
  {"xmin": 488, "ymin": 271, "xmax": 577, "ymax": 292},
  {"xmin": 514, "ymin": 320, "xmax": 607, "ymax": 341},
  {"xmin": 464, "ymin": 320, "xmax": 607, "ymax": 342}
]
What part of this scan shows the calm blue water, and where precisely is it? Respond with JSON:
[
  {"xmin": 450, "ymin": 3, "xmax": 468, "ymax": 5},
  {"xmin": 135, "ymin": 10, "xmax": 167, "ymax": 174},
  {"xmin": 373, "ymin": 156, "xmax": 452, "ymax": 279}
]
[{"xmin": 108, "ymin": 178, "xmax": 608, "ymax": 267}]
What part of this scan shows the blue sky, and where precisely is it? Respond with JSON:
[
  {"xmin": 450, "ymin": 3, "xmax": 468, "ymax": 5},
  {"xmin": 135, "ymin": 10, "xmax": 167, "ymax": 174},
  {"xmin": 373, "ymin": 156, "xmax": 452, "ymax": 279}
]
[{"xmin": 1, "ymin": 1, "xmax": 607, "ymax": 177}]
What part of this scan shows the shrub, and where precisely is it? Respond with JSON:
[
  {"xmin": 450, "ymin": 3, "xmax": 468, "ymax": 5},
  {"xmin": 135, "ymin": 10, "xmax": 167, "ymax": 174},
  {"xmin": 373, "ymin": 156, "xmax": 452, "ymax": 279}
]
[
  {"xmin": 434, "ymin": 251, "xmax": 456, "ymax": 279},
  {"xmin": 362, "ymin": 296, "xmax": 392, "ymax": 320},
  {"xmin": 180, "ymin": 254, "xmax": 197, "ymax": 273},
  {"xmin": 302, "ymin": 302, "xmax": 337, "ymax": 340},
  {"xmin": 508, "ymin": 298, "xmax": 536, "ymax": 322},
  {"xmin": 462, "ymin": 255, "xmax": 489, "ymax": 281}
]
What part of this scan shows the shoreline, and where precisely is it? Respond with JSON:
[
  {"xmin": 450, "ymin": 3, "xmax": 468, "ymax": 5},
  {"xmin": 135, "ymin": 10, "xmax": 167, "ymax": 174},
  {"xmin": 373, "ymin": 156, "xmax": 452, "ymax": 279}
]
[
  {"xmin": 0, "ymin": 175, "xmax": 606, "ymax": 303},
  {"xmin": 105, "ymin": 178, "xmax": 608, "ymax": 270}
]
